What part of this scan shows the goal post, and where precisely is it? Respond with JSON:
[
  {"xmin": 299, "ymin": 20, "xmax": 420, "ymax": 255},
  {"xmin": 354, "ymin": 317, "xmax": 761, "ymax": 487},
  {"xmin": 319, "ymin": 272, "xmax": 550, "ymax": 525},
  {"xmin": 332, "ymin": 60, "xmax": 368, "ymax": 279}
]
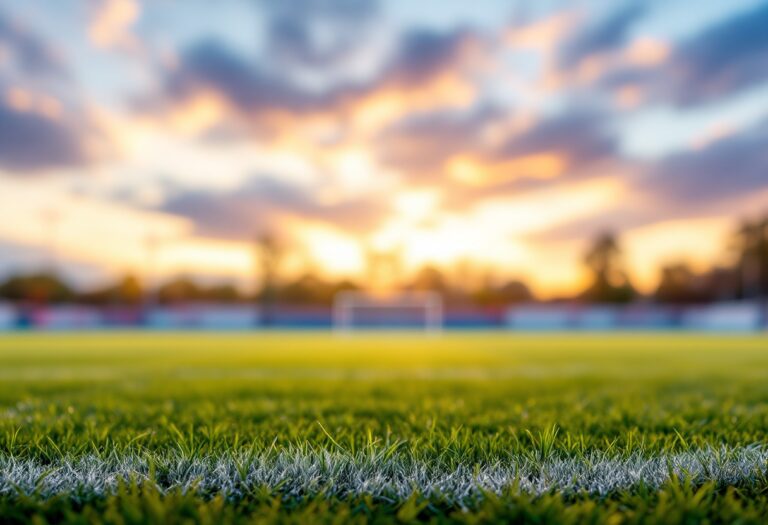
[{"xmin": 333, "ymin": 291, "xmax": 443, "ymax": 333}]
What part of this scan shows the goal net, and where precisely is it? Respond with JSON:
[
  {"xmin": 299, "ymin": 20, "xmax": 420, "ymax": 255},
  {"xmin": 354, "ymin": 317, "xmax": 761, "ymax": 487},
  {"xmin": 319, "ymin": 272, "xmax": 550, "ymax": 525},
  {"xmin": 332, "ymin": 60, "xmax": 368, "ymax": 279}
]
[{"xmin": 333, "ymin": 291, "xmax": 443, "ymax": 333}]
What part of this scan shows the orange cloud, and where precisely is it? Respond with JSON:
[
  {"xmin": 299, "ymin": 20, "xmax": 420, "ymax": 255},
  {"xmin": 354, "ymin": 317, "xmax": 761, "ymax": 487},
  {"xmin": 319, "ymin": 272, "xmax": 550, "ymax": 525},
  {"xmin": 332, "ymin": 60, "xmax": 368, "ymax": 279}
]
[
  {"xmin": 447, "ymin": 152, "xmax": 566, "ymax": 186},
  {"xmin": 583, "ymin": 38, "xmax": 668, "ymax": 82},
  {"xmin": 88, "ymin": 0, "xmax": 140, "ymax": 50},
  {"xmin": 505, "ymin": 11, "xmax": 578, "ymax": 53},
  {"xmin": 504, "ymin": 11, "xmax": 581, "ymax": 93},
  {"xmin": 624, "ymin": 38, "xmax": 669, "ymax": 67},
  {"xmin": 5, "ymin": 88, "xmax": 62, "ymax": 119},
  {"xmin": 164, "ymin": 91, "xmax": 231, "ymax": 135},
  {"xmin": 546, "ymin": 36, "xmax": 670, "ymax": 100},
  {"xmin": 350, "ymin": 72, "xmax": 475, "ymax": 134},
  {"xmin": 614, "ymin": 85, "xmax": 644, "ymax": 108}
]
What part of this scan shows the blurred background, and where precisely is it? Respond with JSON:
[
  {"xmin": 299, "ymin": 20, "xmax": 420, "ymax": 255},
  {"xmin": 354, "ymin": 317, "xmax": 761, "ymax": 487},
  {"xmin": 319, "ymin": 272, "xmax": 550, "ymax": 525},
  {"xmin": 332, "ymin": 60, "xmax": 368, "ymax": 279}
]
[{"xmin": 0, "ymin": 0, "xmax": 766, "ymax": 330}]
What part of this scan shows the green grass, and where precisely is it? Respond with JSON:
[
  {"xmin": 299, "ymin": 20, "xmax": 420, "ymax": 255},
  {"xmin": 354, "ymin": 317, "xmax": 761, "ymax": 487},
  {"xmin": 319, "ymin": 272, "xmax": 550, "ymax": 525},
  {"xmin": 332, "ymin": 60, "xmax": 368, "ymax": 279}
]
[{"xmin": 0, "ymin": 331, "xmax": 767, "ymax": 523}]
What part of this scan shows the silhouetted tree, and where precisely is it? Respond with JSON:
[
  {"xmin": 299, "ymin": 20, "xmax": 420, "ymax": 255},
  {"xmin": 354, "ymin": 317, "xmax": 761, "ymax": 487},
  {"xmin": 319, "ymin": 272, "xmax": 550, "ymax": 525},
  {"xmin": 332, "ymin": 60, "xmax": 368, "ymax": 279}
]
[
  {"xmin": 0, "ymin": 273, "xmax": 74, "ymax": 303},
  {"xmin": 700, "ymin": 266, "xmax": 740, "ymax": 301},
  {"xmin": 654, "ymin": 264, "xmax": 709, "ymax": 304},
  {"xmin": 281, "ymin": 274, "xmax": 330, "ymax": 305},
  {"xmin": 473, "ymin": 279, "xmax": 533, "ymax": 307},
  {"xmin": 205, "ymin": 284, "xmax": 243, "ymax": 303},
  {"xmin": 80, "ymin": 275, "xmax": 143, "ymax": 306},
  {"xmin": 498, "ymin": 280, "xmax": 534, "ymax": 303},
  {"xmin": 256, "ymin": 232, "xmax": 282, "ymax": 326},
  {"xmin": 156, "ymin": 277, "xmax": 201, "ymax": 304},
  {"xmin": 734, "ymin": 217, "xmax": 768, "ymax": 298},
  {"xmin": 409, "ymin": 266, "xmax": 447, "ymax": 292},
  {"xmin": 154, "ymin": 277, "xmax": 244, "ymax": 304},
  {"xmin": 733, "ymin": 215, "xmax": 768, "ymax": 327},
  {"xmin": 279, "ymin": 274, "xmax": 360, "ymax": 306},
  {"xmin": 580, "ymin": 232, "xmax": 635, "ymax": 303}
]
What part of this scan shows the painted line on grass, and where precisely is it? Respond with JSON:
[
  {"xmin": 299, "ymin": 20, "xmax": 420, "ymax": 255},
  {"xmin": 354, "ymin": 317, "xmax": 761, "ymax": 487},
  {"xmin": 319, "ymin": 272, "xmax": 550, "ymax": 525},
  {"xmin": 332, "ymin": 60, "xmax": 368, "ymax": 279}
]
[{"xmin": 1, "ymin": 445, "xmax": 767, "ymax": 501}]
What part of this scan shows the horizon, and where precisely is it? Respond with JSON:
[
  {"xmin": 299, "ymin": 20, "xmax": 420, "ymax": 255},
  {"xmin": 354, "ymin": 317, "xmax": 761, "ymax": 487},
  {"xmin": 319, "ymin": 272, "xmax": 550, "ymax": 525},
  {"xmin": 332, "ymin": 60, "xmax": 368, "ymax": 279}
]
[{"xmin": 1, "ymin": 0, "xmax": 768, "ymax": 298}]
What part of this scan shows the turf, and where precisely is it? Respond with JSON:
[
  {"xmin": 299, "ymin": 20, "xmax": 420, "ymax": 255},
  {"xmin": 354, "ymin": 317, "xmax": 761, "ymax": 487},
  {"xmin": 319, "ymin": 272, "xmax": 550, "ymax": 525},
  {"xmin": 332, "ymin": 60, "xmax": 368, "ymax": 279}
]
[{"xmin": 0, "ymin": 331, "xmax": 767, "ymax": 523}]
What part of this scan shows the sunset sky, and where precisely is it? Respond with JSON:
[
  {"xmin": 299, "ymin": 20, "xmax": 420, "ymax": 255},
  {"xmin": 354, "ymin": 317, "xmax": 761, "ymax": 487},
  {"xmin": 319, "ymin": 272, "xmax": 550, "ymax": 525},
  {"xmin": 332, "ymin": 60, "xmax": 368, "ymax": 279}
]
[{"xmin": 0, "ymin": 0, "xmax": 767, "ymax": 296}]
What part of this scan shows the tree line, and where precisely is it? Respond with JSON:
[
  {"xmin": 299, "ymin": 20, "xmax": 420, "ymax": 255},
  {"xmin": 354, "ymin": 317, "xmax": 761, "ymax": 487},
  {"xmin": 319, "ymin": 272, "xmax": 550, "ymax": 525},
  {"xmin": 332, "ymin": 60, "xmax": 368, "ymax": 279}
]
[
  {"xmin": 580, "ymin": 213, "xmax": 768, "ymax": 305},
  {"xmin": 1, "ymin": 213, "xmax": 766, "ymax": 308}
]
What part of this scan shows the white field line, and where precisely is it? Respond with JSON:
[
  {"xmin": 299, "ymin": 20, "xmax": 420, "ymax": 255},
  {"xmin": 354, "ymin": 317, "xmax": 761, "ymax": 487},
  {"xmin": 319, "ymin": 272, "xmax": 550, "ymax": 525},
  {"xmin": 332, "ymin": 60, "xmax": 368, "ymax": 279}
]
[{"xmin": 0, "ymin": 446, "xmax": 766, "ymax": 501}]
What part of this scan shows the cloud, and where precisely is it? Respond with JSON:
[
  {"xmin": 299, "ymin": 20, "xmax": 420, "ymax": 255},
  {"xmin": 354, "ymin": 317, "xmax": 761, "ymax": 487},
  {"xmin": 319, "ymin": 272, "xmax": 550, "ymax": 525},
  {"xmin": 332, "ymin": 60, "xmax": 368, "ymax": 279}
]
[
  {"xmin": 161, "ymin": 176, "xmax": 388, "ymax": 240},
  {"xmin": 441, "ymin": 112, "xmax": 623, "ymax": 212},
  {"xmin": 87, "ymin": 0, "xmax": 141, "ymax": 51},
  {"xmin": 505, "ymin": 10, "xmax": 577, "ymax": 54},
  {"xmin": 375, "ymin": 106, "xmax": 498, "ymax": 178},
  {"xmin": 640, "ymin": 118, "xmax": 768, "ymax": 205},
  {"xmin": 383, "ymin": 29, "xmax": 475, "ymax": 88},
  {"xmin": 259, "ymin": 0, "xmax": 472, "ymax": 94},
  {"xmin": 0, "ymin": 99, "xmax": 91, "ymax": 173},
  {"xmin": 552, "ymin": 113, "xmax": 768, "ymax": 235},
  {"xmin": 593, "ymin": 2, "xmax": 768, "ymax": 109},
  {"xmin": 665, "ymin": 2, "xmax": 768, "ymax": 106},
  {"xmin": 261, "ymin": 0, "xmax": 379, "ymax": 70},
  {"xmin": 335, "ymin": 27, "xmax": 480, "ymax": 133},
  {"xmin": 0, "ymin": 9, "xmax": 65, "ymax": 78},
  {"xmin": 558, "ymin": 3, "xmax": 646, "ymax": 67},
  {"xmin": 531, "ymin": 117, "xmax": 768, "ymax": 243},
  {"xmin": 148, "ymin": 22, "xmax": 479, "ymax": 138},
  {"xmin": 163, "ymin": 40, "xmax": 323, "ymax": 117},
  {"xmin": 378, "ymin": 106, "xmax": 618, "ymax": 192},
  {"xmin": 0, "ymin": 9, "xmax": 113, "ymax": 175},
  {"xmin": 495, "ymin": 111, "xmax": 615, "ymax": 172},
  {"xmin": 523, "ymin": 5, "xmax": 669, "ymax": 102}
]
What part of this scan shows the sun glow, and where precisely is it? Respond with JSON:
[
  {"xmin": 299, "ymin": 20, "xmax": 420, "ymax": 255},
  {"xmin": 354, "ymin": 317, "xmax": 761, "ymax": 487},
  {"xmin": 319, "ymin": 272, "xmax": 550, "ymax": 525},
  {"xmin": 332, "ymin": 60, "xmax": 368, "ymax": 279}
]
[{"xmin": 299, "ymin": 225, "xmax": 365, "ymax": 276}]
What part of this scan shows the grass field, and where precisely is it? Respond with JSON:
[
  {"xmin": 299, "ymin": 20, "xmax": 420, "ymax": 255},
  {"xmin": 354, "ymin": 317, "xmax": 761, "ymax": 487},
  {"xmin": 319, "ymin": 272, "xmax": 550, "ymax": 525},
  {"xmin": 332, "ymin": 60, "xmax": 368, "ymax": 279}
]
[{"xmin": 0, "ymin": 332, "xmax": 767, "ymax": 523}]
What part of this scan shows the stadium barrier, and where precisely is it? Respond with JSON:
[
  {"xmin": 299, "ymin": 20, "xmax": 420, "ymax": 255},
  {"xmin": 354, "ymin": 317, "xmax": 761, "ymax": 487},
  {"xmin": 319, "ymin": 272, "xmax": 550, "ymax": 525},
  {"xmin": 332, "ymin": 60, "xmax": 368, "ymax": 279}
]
[
  {"xmin": 144, "ymin": 305, "xmax": 259, "ymax": 330},
  {"xmin": 0, "ymin": 303, "xmax": 14, "ymax": 330},
  {"xmin": 681, "ymin": 302, "xmax": 762, "ymax": 331},
  {"xmin": 0, "ymin": 302, "xmax": 763, "ymax": 331},
  {"xmin": 38, "ymin": 306, "xmax": 103, "ymax": 330},
  {"xmin": 504, "ymin": 302, "xmax": 764, "ymax": 331}
]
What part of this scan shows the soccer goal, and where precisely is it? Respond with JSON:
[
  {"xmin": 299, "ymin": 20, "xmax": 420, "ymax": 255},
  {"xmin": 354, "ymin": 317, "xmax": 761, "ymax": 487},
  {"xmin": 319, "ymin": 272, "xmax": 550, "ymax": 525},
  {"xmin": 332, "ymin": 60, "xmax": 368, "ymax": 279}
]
[{"xmin": 333, "ymin": 291, "xmax": 443, "ymax": 333}]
